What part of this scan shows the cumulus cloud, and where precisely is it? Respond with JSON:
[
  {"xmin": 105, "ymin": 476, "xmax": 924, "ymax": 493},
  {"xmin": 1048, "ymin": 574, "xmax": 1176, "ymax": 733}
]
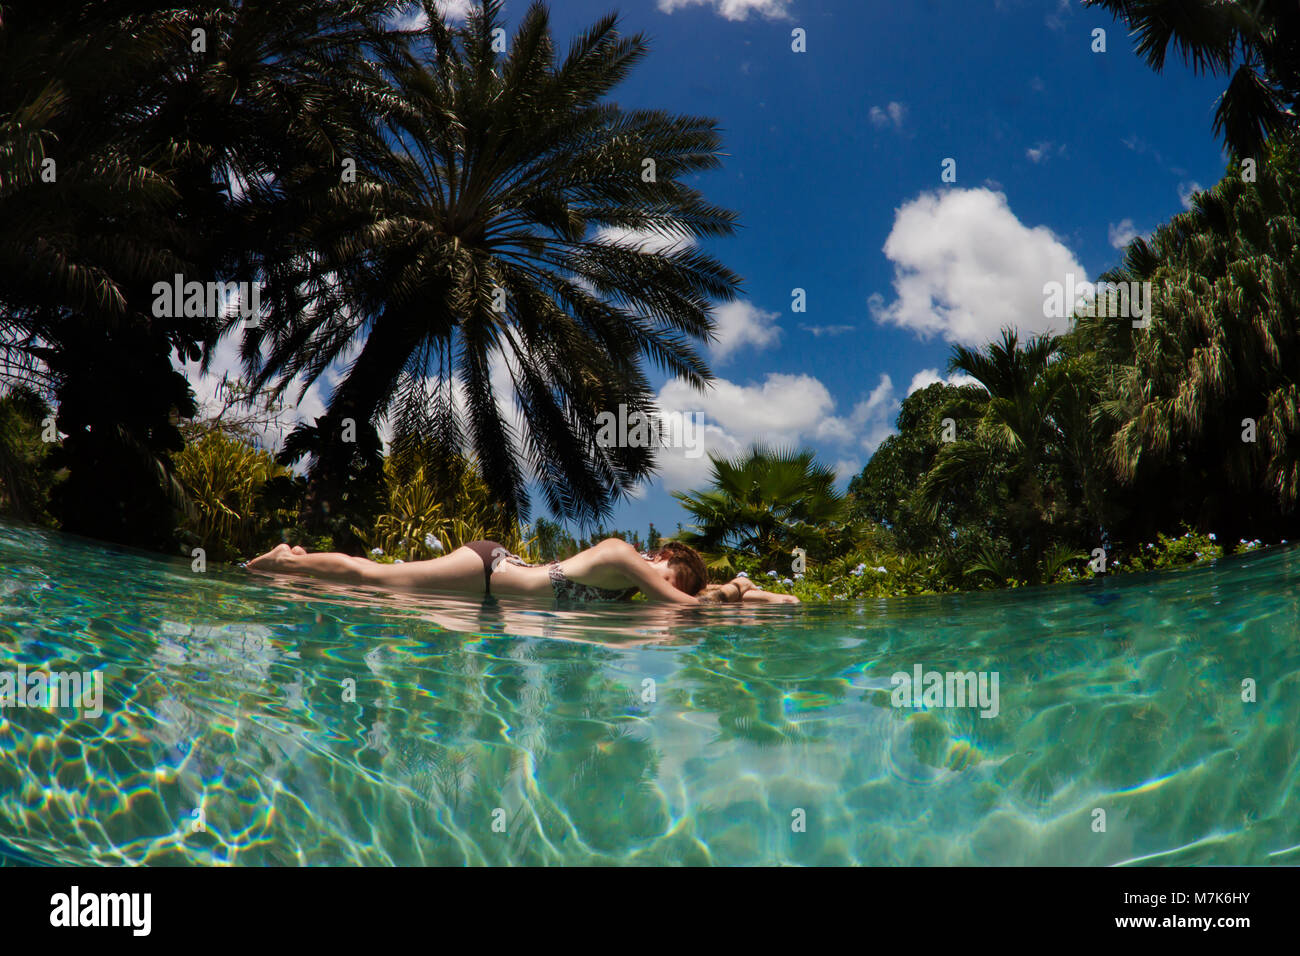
[
  {"xmin": 868, "ymin": 187, "xmax": 1087, "ymax": 345},
  {"xmin": 175, "ymin": 329, "xmax": 337, "ymax": 458},
  {"xmin": 1108, "ymin": 218, "xmax": 1139, "ymax": 249},
  {"xmin": 906, "ymin": 368, "xmax": 981, "ymax": 396},
  {"xmin": 652, "ymin": 371, "xmax": 899, "ymax": 491},
  {"xmin": 869, "ymin": 102, "xmax": 907, "ymax": 130},
  {"xmin": 591, "ymin": 230, "xmax": 780, "ymax": 363},
  {"xmin": 390, "ymin": 1, "xmax": 473, "ymax": 31},
  {"xmin": 1178, "ymin": 181, "xmax": 1203, "ymax": 210},
  {"xmin": 656, "ymin": 0, "xmax": 795, "ymax": 20},
  {"xmin": 709, "ymin": 301, "xmax": 782, "ymax": 363}
]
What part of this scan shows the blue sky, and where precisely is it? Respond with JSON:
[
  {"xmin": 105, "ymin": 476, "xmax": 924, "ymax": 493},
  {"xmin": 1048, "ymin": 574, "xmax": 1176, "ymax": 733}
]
[
  {"xmin": 559, "ymin": 0, "xmax": 1229, "ymax": 537},
  {"xmin": 189, "ymin": 0, "xmax": 1231, "ymax": 538}
]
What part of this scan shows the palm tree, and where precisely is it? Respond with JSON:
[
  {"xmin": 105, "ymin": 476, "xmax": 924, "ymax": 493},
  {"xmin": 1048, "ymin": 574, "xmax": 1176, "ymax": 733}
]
[
  {"xmin": 0, "ymin": 0, "xmax": 407, "ymax": 546},
  {"xmin": 1085, "ymin": 0, "xmax": 1300, "ymax": 157},
  {"xmin": 919, "ymin": 329, "xmax": 1083, "ymax": 574},
  {"xmin": 246, "ymin": 0, "xmax": 741, "ymax": 527},
  {"xmin": 1087, "ymin": 136, "xmax": 1300, "ymax": 542},
  {"xmin": 673, "ymin": 445, "xmax": 844, "ymax": 573}
]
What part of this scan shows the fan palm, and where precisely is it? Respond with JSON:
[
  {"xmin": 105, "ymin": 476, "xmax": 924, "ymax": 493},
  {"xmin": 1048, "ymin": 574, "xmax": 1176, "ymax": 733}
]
[
  {"xmin": 247, "ymin": 0, "xmax": 741, "ymax": 526},
  {"xmin": 673, "ymin": 445, "xmax": 844, "ymax": 572}
]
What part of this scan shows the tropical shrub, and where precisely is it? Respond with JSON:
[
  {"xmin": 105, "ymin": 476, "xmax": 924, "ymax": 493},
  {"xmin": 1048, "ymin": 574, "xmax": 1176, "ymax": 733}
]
[
  {"xmin": 674, "ymin": 445, "xmax": 846, "ymax": 573},
  {"xmin": 174, "ymin": 432, "xmax": 297, "ymax": 561}
]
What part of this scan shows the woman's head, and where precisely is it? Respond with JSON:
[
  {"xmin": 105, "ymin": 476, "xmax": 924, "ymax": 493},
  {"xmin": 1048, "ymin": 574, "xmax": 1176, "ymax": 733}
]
[{"xmin": 647, "ymin": 542, "xmax": 708, "ymax": 596}]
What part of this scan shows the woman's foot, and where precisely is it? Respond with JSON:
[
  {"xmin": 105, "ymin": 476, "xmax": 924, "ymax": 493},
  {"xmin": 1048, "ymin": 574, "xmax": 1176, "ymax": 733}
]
[{"xmin": 247, "ymin": 543, "xmax": 299, "ymax": 572}]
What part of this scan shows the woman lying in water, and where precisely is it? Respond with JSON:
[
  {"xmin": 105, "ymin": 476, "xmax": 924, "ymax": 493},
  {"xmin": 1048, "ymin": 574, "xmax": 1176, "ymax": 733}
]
[{"xmin": 245, "ymin": 537, "xmax": 799, "ymax": 606}]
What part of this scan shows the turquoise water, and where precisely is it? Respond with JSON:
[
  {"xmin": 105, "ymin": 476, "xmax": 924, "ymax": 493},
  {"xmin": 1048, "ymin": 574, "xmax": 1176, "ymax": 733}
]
[{"xmin": 1, "ymin": 521, "xmax": 1298, "ymax": 866}]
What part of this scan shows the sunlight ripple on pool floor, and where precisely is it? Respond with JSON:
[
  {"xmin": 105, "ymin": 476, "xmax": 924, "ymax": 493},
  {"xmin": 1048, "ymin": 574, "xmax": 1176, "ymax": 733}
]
[{"xmin": 1, "ymin": 521, "xmax": 1298, "ymax": 865}]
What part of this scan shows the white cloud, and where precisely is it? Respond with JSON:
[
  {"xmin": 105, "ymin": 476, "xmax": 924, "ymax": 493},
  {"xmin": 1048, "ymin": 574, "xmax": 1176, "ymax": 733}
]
[
  {"xmin": 651, "ymin": 371, "xmax": 898, "ymax": 491},
  {"xmin": 438, "ymin": 0, "xmax": 476, "ymax": 18},
  {"xmin": 835, "ymin": 375, "xmax": 899, "ymax": 452},
  {"xmin": 1026, "ymin": 141, "xmax": 1065, "ymax": 164},
  {"xmin": 869, "ymin": 102, "xmax": 907, "ymax": 130},
  {"xmin": 593, "ymin": 225, "xmax": 696, "ymax": 256},
  {"xmin": 1178, "ymin": 181, "xmax": 1203, "ymax": 210},
  {"xmin": 589, "ymin": 232, "xmax": 780, "ymax": 364},
  {"xmin": 390, "ymin": 1, "xmax": 473, "ymax": 31},
  {"xmin": 656, "ymin": 0, "xmax": 794, "ymax": 20},
  {"xmin": 1045, "ymin": 0, "xmax": 1071, "ymax": 31},
  {"xmin": 868, "ymin": 187, "xmax": 1087, "ymax": 345},
  {"xmin": 832, "ymin": 458, "xmax": 862, "ymax": 482},
  {"xmin": 1108, "ymin": 218, "xmax": 1139, "ymax": 249},
  {"xmin": 709, "ymin": 300, "xmax": 782, "ymax": 363},
  {"xmin": 175, "ymin": 329, "xmax": 337, "ymax": 459},
  {"xmin": 906, "ymin": 368, "xmax": 980, "ymax": 396},
  {"xmin": 798, "ymin": 323, "xmax": 854, "ymax": 338}
]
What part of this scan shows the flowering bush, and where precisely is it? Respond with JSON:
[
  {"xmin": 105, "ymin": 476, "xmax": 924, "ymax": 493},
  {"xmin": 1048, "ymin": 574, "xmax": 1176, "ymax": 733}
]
[{"xmin": 1108, "ymin": 527, "xmax": 1223, "ymax": 574}]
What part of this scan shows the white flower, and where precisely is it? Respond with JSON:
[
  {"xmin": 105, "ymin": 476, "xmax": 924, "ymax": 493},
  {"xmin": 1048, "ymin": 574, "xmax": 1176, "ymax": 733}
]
[
  {"xmin": 850, "ymin": 568, "xmax": 864, "ymax": 577},
  {"xmin": 767, "ymin": 570, "xmax": 778, "ymax": 578},
  {"xmin": 794, "ymin": 573, "xmax": 804, "ymax": 580},
  {"xmin": 371, "ymin": 547, "xmax": 384, "ymax": 556},
  {"xmin": 783, "ymin": 577, "xmax": 794, "ymax": 585},
  {"xmin": 875, "ymin": 566, "xmax": 887, "ymax": 574},
  {"xmin": 424, "ymin": 533, "xmax": 443, "ymax": 552},
  {"xmin": 736, "ymin": 571, "xmax": 749, "ymax": 578}
]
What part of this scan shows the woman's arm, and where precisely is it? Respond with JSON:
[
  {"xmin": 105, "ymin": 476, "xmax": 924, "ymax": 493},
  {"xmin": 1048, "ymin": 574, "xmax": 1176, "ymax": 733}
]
[
  {"xmin": 611, "ymin": 546, "xmax": 700, "ymax": 605},
  {"xmin": 727, "ymin": 576, "xmax": 800, "ymax": 604}
]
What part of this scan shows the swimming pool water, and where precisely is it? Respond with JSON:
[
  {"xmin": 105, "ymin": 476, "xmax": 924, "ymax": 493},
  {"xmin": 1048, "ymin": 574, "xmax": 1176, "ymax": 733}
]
[{"xmin": 1, "ymin": 520, "xmax": 1298, "ymax": 865}]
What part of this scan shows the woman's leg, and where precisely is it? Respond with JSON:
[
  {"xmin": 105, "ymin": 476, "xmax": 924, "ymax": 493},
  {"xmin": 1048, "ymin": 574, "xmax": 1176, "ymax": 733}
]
[{"xmin": 247, "ymin": 543, "xmax": 487, "ymax": 594}]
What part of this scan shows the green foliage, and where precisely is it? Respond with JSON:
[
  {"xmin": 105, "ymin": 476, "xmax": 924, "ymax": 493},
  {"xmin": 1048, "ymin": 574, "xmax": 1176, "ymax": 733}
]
[
  {"xmin": 358, "ymin": 452, "xmax": 535, "ymax": 563},
  {"xmin": 674, "ymin": 444, "xmax": 845, "ymax": 571},
  {"xmin": 1084, "ymin": 135, "xmax": 1300, "ymax": 546},
  {"xmin": 254, "ymin": 0, "xmax": 741, "ymax": 527},
  {"xmin": 529, "ymin": 517, "xmax": 579, "ymax": 563},
  {"xmin": 1114, "ymin": 528, "xmax": 1225, "ymax": 574},
  {"xmin": 173, "ymin": 432, "xmax": 298, "ymax": 562},
  {"xmin": 849, "ymin": 382, "xmax": 1011, "ymax": 562},
  {"xmin": 0, "ymin": 387, "xmax": 58, "ymax": 524},
  {"xmin": 1, "ymin": 1, "xmax": 407, "ymax": 550}
]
